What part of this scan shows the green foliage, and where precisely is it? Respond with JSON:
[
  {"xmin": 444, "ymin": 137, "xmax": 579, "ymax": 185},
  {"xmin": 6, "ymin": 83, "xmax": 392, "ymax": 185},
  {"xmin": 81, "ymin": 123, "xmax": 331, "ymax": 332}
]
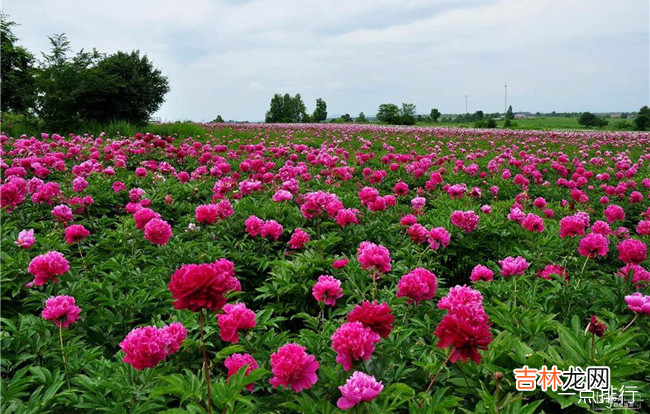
[
  {"xmin": 505, "ymin": 105, "xmax": 514, "ymax": 121},
  {"xmin": 0, "ymin": 14, "xmax": 37, "ymax": 114},
  {"xmin": 430, "ymin": 108, "xmax": 441, "ymax": 122},
  {"xmin": 265, "ymin": 93, "xmax": 308, "ymax": 123},
  {"xmin": 633, "ymin": 106, "xmax": 649, "ymax": 131},
  {"xmin": 211, "ymin": 115, "xmax": 225, "ymax": 123},
  {"xmin": 312, "ymin": 98, "xmax": 328, "ymax": 122},
  {"xmin": 377, "ymin": 103, "xmax": 417, "ymax": 125},
  {"xmin": 578, "ymin": 112, "xmax": 608, "ymax": 128},
  {"xmin": 356, "ymin": 112, "xmax": 368, "ymax": 123}
]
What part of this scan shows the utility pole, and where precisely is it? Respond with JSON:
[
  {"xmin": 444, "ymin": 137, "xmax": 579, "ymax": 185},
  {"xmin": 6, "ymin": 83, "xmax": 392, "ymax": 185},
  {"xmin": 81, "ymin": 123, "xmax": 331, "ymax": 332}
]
[
  {"xmin": 465, "ymin": 95, "xmax": 468, "ymax": 114},
  {"xmin": 504, "ymin": 83, "xmax": 507, "ymax": 115}
]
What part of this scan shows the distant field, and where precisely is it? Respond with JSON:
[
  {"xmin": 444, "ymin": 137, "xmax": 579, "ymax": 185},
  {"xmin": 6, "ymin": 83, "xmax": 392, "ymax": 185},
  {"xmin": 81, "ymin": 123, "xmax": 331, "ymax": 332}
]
[{"xmin": 429, "ymin": 116, "xmax": 629, "ymax": 131}]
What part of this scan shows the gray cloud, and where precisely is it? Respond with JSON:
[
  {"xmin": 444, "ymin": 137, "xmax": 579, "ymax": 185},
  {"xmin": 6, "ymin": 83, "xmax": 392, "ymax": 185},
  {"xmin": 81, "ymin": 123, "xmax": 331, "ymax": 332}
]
[{"xmin": 5, "ymin": 0, "xmax": 648, "ymax": 121}]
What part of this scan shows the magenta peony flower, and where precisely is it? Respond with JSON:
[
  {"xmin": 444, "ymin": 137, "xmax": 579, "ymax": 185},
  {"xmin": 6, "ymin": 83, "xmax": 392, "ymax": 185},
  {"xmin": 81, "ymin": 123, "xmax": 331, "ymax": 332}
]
[
  {"xmin": 624, "ymin": 292, "xmax": 650, "ymax": 315},
  {"xmin": 559, "ymin": 215, "xmax": 586, "ymax": 238},
  {"xmin": 337, "ymin": 371, "xmax": 383, "ymax": 410},
  {"xmin": 335, "ymin": 208, "xmax": 360, "ymax": 227},
  {"xmin": 272, "ymin": 189, "xmax": 293, "ymax": 202},
  {"xmin": 537, "ymin": 264, "xmax": 568, "ymax": 281},
  {"xmin": 521, "ymin": 213, "xmax": 544, "ymax": 232},
  {"xmin": 195, "ymin": 204, "xmax": 220, "ymax": 225},
  {"xmin": 160, "ymin": 322, "xmax": 187, "ymax": 354},
  {"xmin": 450, "ymin": 210, "xmax": 480, "ymax": 233},
  {"xmin": 245, "ymin": 215, "xmax": 264, "ymax": 237},
  {"xmin": 27, "ymin": 251, "xmax": 69, "ymax": 287},
  {"xmin": 604, "ymin": 204, "xmax": 625, "ymax": 223},
  {"xmin": 15, "ymin": 229, "xmax": 35, "ymax": 249},
  {"xmin": 591, "ymin": 220, "xmax": 612, "ymax": 236},
  {"xmin": 499, "ymin": 256, "xmax": 530, "ymax": 277},
  {"xmin": 617, "ymin": 239, "xmax": 647, "ymax": 264},
  {"xmin": 578, "ymin": 233, "xmax": 609, "ymax": 258},
  {"xmin": 144, "ymin": 218, "xmax": 172, "ymax": 245},
  {"xmin": 427, "ymin": 227, "xmax": 451, "ymax": 251},
  {"xmin": 347, "ymin": 301, "xmax": 394, "ymax": 338},
  {"xmin": 41, "ymin": 295, "xmax": 81, "ymax": 328},
  {"xmin": 269, "ymin": 343, "xmax": 319, "ymax": 392},
  {"xmin": 120, "ymin": 325, "xmax": 177, "ymax": 370},
  {"xmin": 357, "ymin": 241, "xmax": 392, "ymax": 276},
  {"xmin": 434, "ymin": 301, "xmax": 492, "ymax": 364},
  {"xmin": 438, "ymin": 285, "xmax": 484, "ymax": 311},
  {"xmin": 261, "ymin": 220, "xmax": 283, "ymax": 241},
  {"xmin": 225, "ymin": 353, "xmax": 259, "ymax": 391},
  {"xmin": 470, "ymin": 265, "xmax": 494, "ymax": 282},
  {"xmin": 407, "ymin": 224, "xmax": 428, "ymax": 244},
  {"xmin": 133, "ymin": 208, "xmax": 160, "ymax": 230},
  {"xmin": 400, "ymin": 214, "xmax": 418, "ymax": 226},
  {"xmin": 396, "ymin": 268, "xmax": 438, "ymax": 304},
  {"xmin": 288, "ymin": 228, "xmax": 310, "ymax": 249},
  {"xmin": 64, "ymin": 224, "xmax": 90, "ymax": 244},
  {"xmin": 312, "ymin": 275, "xmax": 344, "ymax": 306},
  {"xmin": 331, "ymin": 322, "xmax": 381, "ymax": 371},
  {"xmin": 72, "ymin": 177, "xmax": 88, "ymax": 192},
  {"xmin": 51, "ymin": 204, "xmax": 74, "ymax": 223},
  {"xmin": 333, "ymin": 258, "xmax": 349, "ymax": 268},
  {"xmin": 169, "ymin": 259, "xmax": 241, "ymax": 312},
  {"xmin": 617, "ymin": 263, "xmax": 650, "ymax": 288},
  {"xmin": 636, "ymin": 220, "xmax": 650, "ymax": 236},
  {"xmin": 217, "ymin": 303, "xmax": 256, "ymax": 343}
]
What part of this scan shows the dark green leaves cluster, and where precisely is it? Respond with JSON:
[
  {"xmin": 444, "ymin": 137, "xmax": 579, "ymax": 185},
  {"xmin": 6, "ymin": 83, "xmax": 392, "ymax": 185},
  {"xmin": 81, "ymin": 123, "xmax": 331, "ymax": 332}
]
[{"xmin": 376, "ymin": 103, "xmax": 417, "ymax": 125}]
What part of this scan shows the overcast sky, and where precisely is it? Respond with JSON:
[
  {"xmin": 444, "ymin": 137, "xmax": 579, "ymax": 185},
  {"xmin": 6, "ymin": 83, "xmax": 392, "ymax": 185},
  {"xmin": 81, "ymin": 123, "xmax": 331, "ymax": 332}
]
[{"xmin": 5, "ymin": 0, "xmax": 649, "ymax": 121}]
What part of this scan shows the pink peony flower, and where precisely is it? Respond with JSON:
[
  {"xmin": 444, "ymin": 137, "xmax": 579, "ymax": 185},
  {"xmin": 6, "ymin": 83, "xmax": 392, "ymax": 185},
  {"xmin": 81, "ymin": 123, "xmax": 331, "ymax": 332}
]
[
  {"xmin": 51, "ymin": 204, "xmax": 74, "ymax": 223},
  {"xmin": 591, "ymin": 220, "xmax": 612, "ymax": 236},
  {"xmin": 133, "ymin": 208, "xmax": 160, "ymax": 230},
  {"xmin": 217, "ymin": 303, "xmax": 256, "ymax": 343},
  {"xmin": 41, "ymin": 295, "xmax": 81, "ymax": 328},
  {"xmin": 470, "ymin": 265, "xmax": 494, "ymax": 282},
  {"xmin": 288, "ymin": 228, "xmax": 310, "ymax": 249},
  {"xmin": 499, "ymin": 256, "xmax": 530, "ymax": 277},
  {"xmin": 245, "ymin": 215, "xmax": 264, "ymax": 237},
  {"xmin": 337, "ymin": 371, "xmax": 383, "ymax": 410},
  {"xmin": 160, "ymin": 322, "xmax": 187, "ymax": 354},
  {"xmin": 521, "ymin": 213, "xmax": 544, "ymax": 232},
  {"xmin": 336, "ymin": 208, "xmax": 360, "ymax": 227},
  {"xmin": 333, "ymin": 258, "xmax": 349, "ymax": 268},
  {"xmin": 396, "ymin": 268, "xmax": 438, "ymax": 304},
  {"xmin": 269, "ymin": 343, "xmax": 319, "ymax": 392},
  {"xmin": 407, "ymin": 224, "xmax": 428, "ymax": 244},
  {"xmin": 434, "ymin": 301, "xmax": 492, "ymax": 364},
  {"xmin": 427, "ymin": 227, "xmax": 451, "ymax": 251},
  {"xmin": 450, "ymin": 210, "xmax": 480, "ymax": 233},
  {"xmin": 27, "ymin": 251, "xmax": 69, "ymax": 286},
  {"xmin": 357, "ymin": 241, "xmax": 392, "ymax": 276},
  {"xmin": 144, "ymin": 218, "xmax": 172, "ymax": 245},
  {"xmin": 617, "ymin": 239, "xmax": 647, "ymax": 264},
  {"xmin": 169, "ymin": 259, "xmax": 241, "ymax": 312},
  {"xmin": 312, "ymin": 275, "xmax": 344, "ymax": 306},
  {"xmin": 15, "ymin": 229, "xmax": 35, "ymax": 249},
  {"xmin": 347, "ymin": 301, "xmax": 394, "ymax": 338},
  {"xmin": 624, "ymin": 292, "xmax": 650, "ymax": 314},
  {"xmin": 636, "ymin": 220, "xmax": 650, "ymax": 236},
  {"xmin": 225, "ymin": 353, "xmax": 259, "ymax": 391},
  {"xmin": 331, "ymin": 322, "xmax": 381, "ymax": 371},
  {"xmin": 537, "ymin": 264, "xmax": 568, "ymax": 281},
  {"xmin": 438, "ymin": 285, "xmax": 484, "ymax": 311},
  {"xmin": 120, "ymin": 325, "xmax": 180, "ymax": 370},
  {"xmin": 400, "ymin": 214, "xmax": 418, "ymax": 226},
  {"xmin": 272, "ymin": 189, "xmax": 293, "ymax": 202},
  {"xmin": 617, "ymin": 264, "xmax": 650, "ymax": 288},
  {"xmin": 261, "ymin": 220, "xmax": 283, "ymax": 241},
  {"xmin": 559, "ymin": 215, "xmax": 586, "ymax": 238},
  {"xmin": 195, "ymin": 204, "xmax": 220, "ymax": 225},
  {"xmin": 604, "ymin": 204, "xmax": 625, "ymax": 223},
  {"xmin": 64, "ymin": 224, "xmax": 90, "ymax": 244},
  {"xmin": 578, "ymin": 233, "xmax": 610, "ymax": 258}
]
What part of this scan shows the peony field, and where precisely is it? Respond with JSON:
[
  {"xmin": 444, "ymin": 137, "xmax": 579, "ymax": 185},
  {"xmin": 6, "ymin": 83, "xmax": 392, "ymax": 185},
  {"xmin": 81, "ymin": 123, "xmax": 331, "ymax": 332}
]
[{"xmin": 1, "ymin": 123, "xmax": 649, "ymax": 413}]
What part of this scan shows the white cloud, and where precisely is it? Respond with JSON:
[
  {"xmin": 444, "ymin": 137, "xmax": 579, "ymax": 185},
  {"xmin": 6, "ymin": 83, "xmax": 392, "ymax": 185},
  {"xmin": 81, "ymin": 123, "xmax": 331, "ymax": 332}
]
[{"xmin": 4, "ymin": 0, "xmax": 648, "ymax": 121}]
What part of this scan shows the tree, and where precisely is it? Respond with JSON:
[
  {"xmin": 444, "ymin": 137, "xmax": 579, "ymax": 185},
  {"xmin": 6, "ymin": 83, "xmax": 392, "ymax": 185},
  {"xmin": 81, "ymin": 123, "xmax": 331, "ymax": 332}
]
[
  {"xmin": 341, "ymin": 113, "xmax": 352, "ymax": 122},
  {"xmin": 265, "ymin": 93, "xmax": 307, "ymax": 123},
  {"xmin": 633, "ymin": 106, "xmax": 649, "ymax": 131},
  {"xmin": 399, "ymin": 103, "xmax": 416, "ymax": 125},
  {"xmin": 356, "ymin": 112, "xmax": 367, "ymax": 123},
  {"xmin": 212, "ymin": 115, "xmax": 224, "ymax": 123},
  {"xmin": 1, "ymin": 14, "xmax": 37, "ymax": 113},
  {"xmin": 578, "ymin": 112, "xmax": 608, "ymax": 128},
  {"xmin": 430, "ymin": 108, "xmax": 441, "ymax": 122},
  {"xmin": 312, "ymin": 98, "xmax": 327, "ymax": 122},
  {"xmin": 78, "ymin": 51, "xmax": 169, "ymax": 124},
  {"xmin": 505, "ymin": 105, "xmax": 514, "ymax": 120},
  {"xmin": 376, "ymin": 103, "xmax": 400, "ymax": 124}
]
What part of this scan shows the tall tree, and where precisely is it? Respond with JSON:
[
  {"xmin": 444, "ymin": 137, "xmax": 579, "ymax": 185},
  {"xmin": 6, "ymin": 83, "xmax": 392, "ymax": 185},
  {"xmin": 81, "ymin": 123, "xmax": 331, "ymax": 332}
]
[
  {"xmin": 356, "ymin": 112, "xmax": 367, "ymax": 123},
  {"xmin": 376, "ymin": 103, "xmax": 400, "ymax": 124},
  {"xmin": 633, "ymin": 106, "xmax": 649, "ymax": 131},
  {"xmin": 265, "ymin": 93, "xmax": 307, "ymax": 123},
  {"xmin": 312, "ymin": 98, "xmax": 327, "ymax": 122},
  {"xmin": 430, "ymin": 108, "xmax": 441, "ymax": 122},
  {"xmin": 1, "ymin": 14, "xmax": 37, "ymax": 113},
  {"xmin": 399, "ymin": 103, "xmax": 417, "ymax": 125},
  {"xmin": 505, "ymin": 105, "xmax": 514, "ymax": 120}
]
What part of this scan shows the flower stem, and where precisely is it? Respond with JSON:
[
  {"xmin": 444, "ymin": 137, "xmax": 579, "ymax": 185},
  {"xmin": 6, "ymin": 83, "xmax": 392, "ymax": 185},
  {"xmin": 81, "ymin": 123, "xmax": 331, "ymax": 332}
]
[
  {"xmin": 199, "ymin": 311, "xmax": 213, "ymax": 414},
  {"xmin": 77, "ymin": 243, "xmax": 87, "ymax": 271},
  {"xmin": 59, "ymin": 324, "xmax": 70, "ymax": 388},
  {"xmin": 621, "ymin": 313, "xmax": 639, "ymax": 333},
  {"xmin": 418, "ymin": 349, "xmax": 455, "ymax": 409},
  {"xmin": 590, "ymin": 332, "xmax": 595, "ymax": 361}
]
